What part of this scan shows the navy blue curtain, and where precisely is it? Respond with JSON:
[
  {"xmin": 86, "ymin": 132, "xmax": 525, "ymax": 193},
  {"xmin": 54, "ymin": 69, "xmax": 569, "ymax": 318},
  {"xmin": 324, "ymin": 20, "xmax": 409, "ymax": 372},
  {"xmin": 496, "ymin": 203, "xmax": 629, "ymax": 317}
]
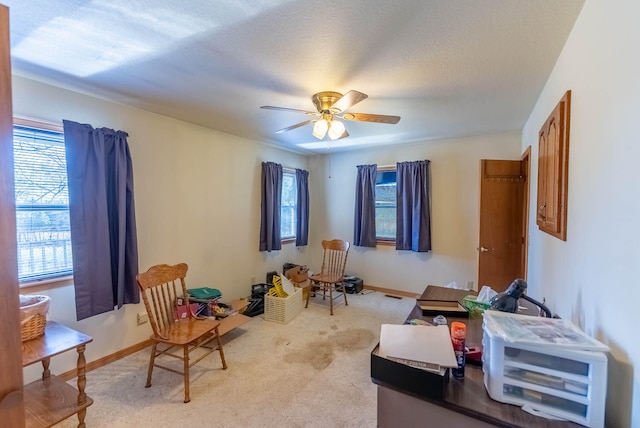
[
  {"xmin": 353, "ymin": 164, "xmax": 377, "ymax": 247},
  {"xmin": 63, "ymin": 120, "xmax": 139, "ymax": 321},
  {"xmin": 259, "ymin": 162, "xmax": 282, "ymax": 252},
  {"xmin": 295, "ymin": 168, "xmax": 309, "ymax": 246},
  {"xmin": 396, "ymin": 160, "xmax": 431, "ymax": 252}
]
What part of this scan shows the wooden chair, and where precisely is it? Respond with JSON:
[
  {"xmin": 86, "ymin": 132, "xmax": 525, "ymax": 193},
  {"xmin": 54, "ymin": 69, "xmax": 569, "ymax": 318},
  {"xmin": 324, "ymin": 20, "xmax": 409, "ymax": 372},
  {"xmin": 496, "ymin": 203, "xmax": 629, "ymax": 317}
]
[
  {"xmin": 307, "ymin": 239, "xmax": 350, "ymax": 315},
  {"xmin": 136, "ymin": 263, "xmax": 227, "ymax": 403}
]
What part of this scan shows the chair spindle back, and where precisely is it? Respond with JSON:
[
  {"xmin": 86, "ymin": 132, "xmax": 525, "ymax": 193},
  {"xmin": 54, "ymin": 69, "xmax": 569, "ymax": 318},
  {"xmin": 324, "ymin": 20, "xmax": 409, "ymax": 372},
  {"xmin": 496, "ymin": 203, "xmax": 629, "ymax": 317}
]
[
  {"xmin": 137, "ymin": 263, "xmax": 190, "ymax": 338},
  {"xmin": 319, "ymin": 239, "xmax": 350, "ymax": 280}
]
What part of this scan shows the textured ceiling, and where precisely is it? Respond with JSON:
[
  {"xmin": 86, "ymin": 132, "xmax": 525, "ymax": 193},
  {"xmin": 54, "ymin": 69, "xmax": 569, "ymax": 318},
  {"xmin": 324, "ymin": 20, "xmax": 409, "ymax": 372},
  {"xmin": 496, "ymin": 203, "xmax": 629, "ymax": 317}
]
[{"xmin": 4, "ymin": 0, "xmax": 584, "ymax": 153}]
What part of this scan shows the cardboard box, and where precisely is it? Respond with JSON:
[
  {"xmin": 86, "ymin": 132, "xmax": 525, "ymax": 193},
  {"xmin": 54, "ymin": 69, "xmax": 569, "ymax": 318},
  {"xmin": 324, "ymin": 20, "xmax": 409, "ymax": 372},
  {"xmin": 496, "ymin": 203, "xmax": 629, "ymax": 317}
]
[
  {"xmin": 284, "ymin": 267, "xmax": 311, "ymax": 301},
  {"xmin": 284, "ymin": 266, "xmax": 309, "ymax": 284},
  {"xmin": 371, "ymin": 343, "xmax": 449, "ymax": 401}
]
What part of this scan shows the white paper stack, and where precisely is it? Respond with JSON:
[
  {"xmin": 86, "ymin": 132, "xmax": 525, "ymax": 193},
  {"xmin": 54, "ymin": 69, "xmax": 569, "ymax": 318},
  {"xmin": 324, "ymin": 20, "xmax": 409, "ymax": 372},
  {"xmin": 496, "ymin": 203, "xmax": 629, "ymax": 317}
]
[{"xmin": 378, "ymin": 324, "xmax": 457, "ymax": 375}]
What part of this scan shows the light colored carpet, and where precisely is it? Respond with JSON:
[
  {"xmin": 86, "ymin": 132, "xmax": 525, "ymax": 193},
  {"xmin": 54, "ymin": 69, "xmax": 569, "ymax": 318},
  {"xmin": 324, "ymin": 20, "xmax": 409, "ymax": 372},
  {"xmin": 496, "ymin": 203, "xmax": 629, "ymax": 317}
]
[{"xmin": 59, "ymin": 290, "xmax": 415, "ymax": 428}]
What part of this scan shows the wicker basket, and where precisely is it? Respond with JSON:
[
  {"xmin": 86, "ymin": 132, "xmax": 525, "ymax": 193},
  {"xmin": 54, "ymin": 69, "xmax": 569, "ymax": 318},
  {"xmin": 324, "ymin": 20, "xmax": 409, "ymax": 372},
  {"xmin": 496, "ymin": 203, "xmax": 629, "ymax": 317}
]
[
  {"xmin": 264, "ymin": 287, "xmax": 303, "ymax": 324},
  {"xmin": 19, "ymin": 294, "xmax": 50, "ymax": 342}
]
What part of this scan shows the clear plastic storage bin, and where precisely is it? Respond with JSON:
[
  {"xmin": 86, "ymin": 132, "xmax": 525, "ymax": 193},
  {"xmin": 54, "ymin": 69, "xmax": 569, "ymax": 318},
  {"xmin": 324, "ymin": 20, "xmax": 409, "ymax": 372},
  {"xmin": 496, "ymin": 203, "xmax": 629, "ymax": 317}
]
[{"xmin": 482, "ymin": 316, "xmax": 607, "ymax": 428}]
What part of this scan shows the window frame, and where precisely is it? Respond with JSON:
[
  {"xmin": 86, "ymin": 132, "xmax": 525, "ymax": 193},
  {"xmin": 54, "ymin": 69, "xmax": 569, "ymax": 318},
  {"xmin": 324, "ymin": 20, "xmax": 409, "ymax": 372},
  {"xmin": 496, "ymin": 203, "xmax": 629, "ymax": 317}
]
[
  {"xmin": 13, "ymin": 117, "xmax": 74, "ymax": 287},
  {"xmin": 280, "ymin": 167, "xmax": 297, "ymax": 243},
  {"xmin": 375, "ymin": 165, "xmax": 397, "ymax": 245}
]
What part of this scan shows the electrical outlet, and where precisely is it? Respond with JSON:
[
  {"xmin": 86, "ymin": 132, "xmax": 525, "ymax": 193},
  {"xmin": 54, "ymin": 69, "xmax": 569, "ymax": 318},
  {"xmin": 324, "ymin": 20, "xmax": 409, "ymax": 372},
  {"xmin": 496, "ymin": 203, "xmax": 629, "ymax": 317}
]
[
  {"xmin": 467, "ymin": 280, "xmax": 474, "ymax": 290},
  {"xmin": 137, "ymin": 311, "xmax": 148, "ymax": 325}
]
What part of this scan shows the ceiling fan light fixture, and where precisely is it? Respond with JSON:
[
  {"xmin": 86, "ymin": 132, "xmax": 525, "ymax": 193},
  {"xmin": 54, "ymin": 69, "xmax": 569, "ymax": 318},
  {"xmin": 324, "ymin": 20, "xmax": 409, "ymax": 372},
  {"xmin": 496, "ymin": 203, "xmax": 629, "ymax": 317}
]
[
  {"xmin": 261, "ymin": 89, "xmax": 401, "ymax": 142},
  {"xmin": 312, "ymin": 119, "xmax": 329, "ymax": 139},
  {"xmin": 327, "ymin": 119, "xmax": 345, "ymax": 140}
]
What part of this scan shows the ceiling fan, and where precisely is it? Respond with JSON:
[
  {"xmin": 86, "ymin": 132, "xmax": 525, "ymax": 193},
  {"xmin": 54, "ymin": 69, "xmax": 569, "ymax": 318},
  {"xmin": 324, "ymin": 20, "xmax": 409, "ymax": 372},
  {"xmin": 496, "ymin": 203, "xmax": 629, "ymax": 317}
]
[{"xmin": 261, "ymin": 90, "xmax": 400, "ymax": 141}]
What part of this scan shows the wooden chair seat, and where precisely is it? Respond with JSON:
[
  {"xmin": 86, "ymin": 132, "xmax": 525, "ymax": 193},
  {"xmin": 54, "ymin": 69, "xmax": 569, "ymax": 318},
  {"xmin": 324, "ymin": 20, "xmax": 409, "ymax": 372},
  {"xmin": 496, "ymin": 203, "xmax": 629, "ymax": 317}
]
[
  {"xmin": 309, "ymin": 273, "xmax": 344, "ymax": 284},
  {"xmin": 153, "ymin": 317, "xmax": 221, "ymax": 345}
]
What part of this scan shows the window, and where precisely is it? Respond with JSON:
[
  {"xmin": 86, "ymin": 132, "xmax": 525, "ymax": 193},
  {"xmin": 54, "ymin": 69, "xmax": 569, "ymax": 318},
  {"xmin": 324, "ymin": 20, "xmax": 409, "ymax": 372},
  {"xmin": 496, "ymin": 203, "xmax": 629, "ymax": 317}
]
[
  {"xmin": 280, "ymin": 169, "xmax": 297, "ymax": 240},
  {"xmin": 375, "ymin": 168, "xmax": 397, "ymax": 241},
  {"xmin": 13, "ymin": 122, "xmax": 72, "ymax": 282}
]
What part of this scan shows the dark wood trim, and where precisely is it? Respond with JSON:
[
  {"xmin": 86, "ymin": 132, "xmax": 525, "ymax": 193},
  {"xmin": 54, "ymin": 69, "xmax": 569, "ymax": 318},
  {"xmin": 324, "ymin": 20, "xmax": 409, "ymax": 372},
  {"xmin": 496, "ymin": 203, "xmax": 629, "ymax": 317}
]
[{"xmin": 520, "ymin": 146, "xmax": 531, "ymax": 281}]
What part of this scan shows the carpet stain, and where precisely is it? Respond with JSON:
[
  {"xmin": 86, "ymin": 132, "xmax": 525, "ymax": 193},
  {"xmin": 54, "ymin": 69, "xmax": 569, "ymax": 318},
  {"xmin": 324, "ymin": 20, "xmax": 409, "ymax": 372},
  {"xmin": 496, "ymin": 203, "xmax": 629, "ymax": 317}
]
[
  {"xmin": 332, "ymin": 328, "xmax": 374, "ymax": 350},
  {"xmin": 274, "ymin": 336, "xmax": 291, "ymax": 346},
  {"xmin": 282, "ymin": 328, "xmax": 375, "ymax": 370}
]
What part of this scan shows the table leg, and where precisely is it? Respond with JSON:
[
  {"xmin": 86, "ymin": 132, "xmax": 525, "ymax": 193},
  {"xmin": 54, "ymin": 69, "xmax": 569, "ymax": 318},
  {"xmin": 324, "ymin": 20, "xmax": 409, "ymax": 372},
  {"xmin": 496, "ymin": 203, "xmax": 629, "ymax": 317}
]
[
  {"xmin": 41, "ymin": 357, "xmax": 51, "ymax": 381},
  {"xmin": 76, "ymin": 344, "xmax": 87, "ymax": 427}
]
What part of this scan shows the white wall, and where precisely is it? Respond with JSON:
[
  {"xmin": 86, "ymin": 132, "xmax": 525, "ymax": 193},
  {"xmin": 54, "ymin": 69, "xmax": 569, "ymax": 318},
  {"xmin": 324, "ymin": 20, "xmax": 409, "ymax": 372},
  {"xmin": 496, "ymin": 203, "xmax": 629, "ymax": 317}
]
[
  {"xmin": 522, "ymin": 1, "xmax": 640, "ymax": 426},
  {"xmin": 13, "ymin": 76, "xmax": 311, "ymax": 381},
  {"xmin": 310, "ymin": 132, "xmax": 522, "ymax": 293}
]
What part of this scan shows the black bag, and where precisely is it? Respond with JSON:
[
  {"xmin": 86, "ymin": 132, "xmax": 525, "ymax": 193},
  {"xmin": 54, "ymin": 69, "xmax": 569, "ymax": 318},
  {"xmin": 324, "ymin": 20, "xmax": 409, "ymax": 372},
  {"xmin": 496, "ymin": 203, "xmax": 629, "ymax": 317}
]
[{"xmin": 243, "ymin": 297, "xmax": 264, "ymax": 317}]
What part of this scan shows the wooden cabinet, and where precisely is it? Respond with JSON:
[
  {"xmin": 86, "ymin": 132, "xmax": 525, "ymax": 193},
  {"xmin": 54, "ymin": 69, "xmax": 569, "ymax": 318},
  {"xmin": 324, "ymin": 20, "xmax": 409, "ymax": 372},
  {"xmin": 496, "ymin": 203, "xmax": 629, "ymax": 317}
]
[
  {"xmin": 536, "ymin": 90, "xmax": 571, "ymax": 240},
  {"xmin": 22, "ymin": 322, "xmax": 93, "ymax": 428}
]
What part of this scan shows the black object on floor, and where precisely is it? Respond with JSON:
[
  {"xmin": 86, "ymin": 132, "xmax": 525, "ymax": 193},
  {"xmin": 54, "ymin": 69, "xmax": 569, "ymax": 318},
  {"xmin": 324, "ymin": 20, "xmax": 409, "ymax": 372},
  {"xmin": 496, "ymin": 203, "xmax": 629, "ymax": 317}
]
[
  {"xmin": 343, "ymin": 277, "xmax": 363, "ymax": 294},
  {"xmin": 244, "ymin": 297, "xmax": 264, "ymax": 317},
  {"xmin": 251, "ymin": 283, "xmax": 273, "ymax": 299},
  {"xmin": 246, "ymin": 283, "xmax": 274, "ymax": 317},
  {"xmin": 266, "ymin": 271, "xmax": 277, "ymax": 285}
]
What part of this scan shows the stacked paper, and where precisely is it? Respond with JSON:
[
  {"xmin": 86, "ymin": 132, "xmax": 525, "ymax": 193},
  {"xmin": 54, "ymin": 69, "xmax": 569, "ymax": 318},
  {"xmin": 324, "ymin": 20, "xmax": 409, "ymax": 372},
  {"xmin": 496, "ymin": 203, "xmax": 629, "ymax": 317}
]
[{"xmin": 378, "ymin": 324, "xmax": 457, "ymax": 374}]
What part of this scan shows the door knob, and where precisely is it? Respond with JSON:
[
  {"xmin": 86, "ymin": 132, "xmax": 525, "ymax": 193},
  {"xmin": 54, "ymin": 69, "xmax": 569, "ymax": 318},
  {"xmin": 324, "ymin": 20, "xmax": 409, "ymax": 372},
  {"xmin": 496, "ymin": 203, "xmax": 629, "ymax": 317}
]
[{"xmin": 477, "ymin": 246, "xmax": 493, "ymax": 252}]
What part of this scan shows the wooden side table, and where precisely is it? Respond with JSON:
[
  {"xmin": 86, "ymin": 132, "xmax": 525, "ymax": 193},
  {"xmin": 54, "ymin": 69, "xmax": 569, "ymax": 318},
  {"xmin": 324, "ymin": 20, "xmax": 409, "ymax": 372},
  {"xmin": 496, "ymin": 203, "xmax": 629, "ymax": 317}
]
[{"xmin": 22, "ymin": 321, "xmax": 93, "ymax": 428}]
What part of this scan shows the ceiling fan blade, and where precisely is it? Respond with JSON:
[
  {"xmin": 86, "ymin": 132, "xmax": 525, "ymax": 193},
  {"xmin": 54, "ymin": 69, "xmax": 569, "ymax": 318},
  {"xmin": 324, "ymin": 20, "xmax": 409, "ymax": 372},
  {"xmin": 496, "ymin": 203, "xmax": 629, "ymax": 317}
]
[
  {"xmin": 274, "ymin": 119, "xmax": 316, "ymax": 133},
  {"xmin": 337, "ymin": 129, "xmax": 349, "ymax": 139},
  {"xmin": 341, "ymin": 112, "xmax": 401, "ymax": 124},
  {"xmin": 261, "ymin": 106, "xmax": 318, "ymax": 115},
  {"xmin": 330, "ymin": 90, "xmax": 368, "ymax": 112}
]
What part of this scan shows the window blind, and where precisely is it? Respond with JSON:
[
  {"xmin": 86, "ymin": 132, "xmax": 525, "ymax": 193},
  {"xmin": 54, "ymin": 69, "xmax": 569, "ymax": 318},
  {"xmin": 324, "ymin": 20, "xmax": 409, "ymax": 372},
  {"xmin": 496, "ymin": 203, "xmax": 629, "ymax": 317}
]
[{"xmin": 14, "ymin": 125, "xmax": 73, "ymax": 282}]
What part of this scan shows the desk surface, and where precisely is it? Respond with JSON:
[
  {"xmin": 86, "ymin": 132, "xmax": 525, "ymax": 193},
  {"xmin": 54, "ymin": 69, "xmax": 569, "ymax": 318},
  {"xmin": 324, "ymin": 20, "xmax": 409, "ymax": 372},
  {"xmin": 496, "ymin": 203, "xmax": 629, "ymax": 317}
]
[{"xmin": 373, "ymin": 292, "xmax": 581, "ymax": 428}]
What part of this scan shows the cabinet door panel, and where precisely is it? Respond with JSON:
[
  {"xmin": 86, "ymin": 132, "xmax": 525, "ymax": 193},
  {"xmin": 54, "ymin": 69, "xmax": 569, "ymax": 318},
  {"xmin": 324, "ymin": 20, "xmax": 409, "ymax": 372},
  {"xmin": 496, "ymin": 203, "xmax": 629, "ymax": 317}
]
[
  {"xmin": 544, "ymin": 115, "xmax": 561, "ymax": 232},
  {"xmin": 537, "ymin": 128, "xmax": 547, "ymax": 227},
  {"xmin": 536, "ymin": 91, "xmax": 570, "ymax": 241}
]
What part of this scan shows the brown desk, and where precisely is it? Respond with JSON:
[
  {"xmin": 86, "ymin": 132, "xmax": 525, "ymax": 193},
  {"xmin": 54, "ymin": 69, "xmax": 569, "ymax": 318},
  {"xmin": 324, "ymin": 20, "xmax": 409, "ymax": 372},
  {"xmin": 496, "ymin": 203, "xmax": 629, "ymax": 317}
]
[{"xmin": 374, "ymin": 291, "xmax": 581, "ymax": 428}]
